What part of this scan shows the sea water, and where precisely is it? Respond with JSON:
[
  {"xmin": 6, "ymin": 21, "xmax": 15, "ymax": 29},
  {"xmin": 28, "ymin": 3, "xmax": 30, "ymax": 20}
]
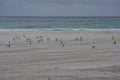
[{"xmin": 0, "ymin": 17, "xmax": 120, "ymax": 32}]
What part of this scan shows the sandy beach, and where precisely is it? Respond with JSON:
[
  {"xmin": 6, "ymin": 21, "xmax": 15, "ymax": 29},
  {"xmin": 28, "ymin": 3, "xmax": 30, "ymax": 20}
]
[{"xmin": 0, "ymin": 31, "xmax": 120, "ymax": 80}]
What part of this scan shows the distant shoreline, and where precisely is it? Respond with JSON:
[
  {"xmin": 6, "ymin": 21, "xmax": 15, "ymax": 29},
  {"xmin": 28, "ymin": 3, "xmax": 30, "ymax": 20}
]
[{"xmin": 0, "ymin": 16, "xmax": 120, "ymax": 18}]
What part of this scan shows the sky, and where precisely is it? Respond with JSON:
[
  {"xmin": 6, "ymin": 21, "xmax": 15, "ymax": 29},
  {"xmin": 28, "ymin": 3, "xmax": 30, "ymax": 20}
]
[{"xmin": 0, "ymin": 0, "xmax": 120, "ymax": 16}]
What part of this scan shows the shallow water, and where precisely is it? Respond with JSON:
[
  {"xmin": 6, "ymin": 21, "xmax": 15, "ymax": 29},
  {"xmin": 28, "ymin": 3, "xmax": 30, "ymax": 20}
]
[{"xmin": 0, "ymin": 17, "xmax": 120, "ymax": 31}]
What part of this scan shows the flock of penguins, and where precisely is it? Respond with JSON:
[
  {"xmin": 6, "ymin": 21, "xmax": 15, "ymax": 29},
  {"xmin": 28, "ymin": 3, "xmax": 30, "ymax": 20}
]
[
  {"xmin": 5, "ymin": 35, "xmax": 117, "ymax": 49},
  {"xmin": 6, "ymin": 35, "xmax": 65, "ymax": 48}
]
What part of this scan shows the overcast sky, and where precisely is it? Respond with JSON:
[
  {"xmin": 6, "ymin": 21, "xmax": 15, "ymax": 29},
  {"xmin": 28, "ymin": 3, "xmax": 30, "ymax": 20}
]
[{"xmin": 0, "ymin": 0, "xmax": 120, "ymax": 16}]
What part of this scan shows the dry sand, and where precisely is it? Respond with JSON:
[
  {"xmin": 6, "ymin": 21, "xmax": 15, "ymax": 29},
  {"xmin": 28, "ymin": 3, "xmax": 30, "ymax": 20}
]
[{"xmin": 0, "ymin": 31, "xmax": 120, "ymax": 80}]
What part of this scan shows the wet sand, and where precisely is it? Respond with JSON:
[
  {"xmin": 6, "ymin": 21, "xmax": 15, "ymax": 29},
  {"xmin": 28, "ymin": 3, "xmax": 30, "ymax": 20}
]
[{"xmin": 0, "ymin": 31, "xmax": 120, "ymax": 80}]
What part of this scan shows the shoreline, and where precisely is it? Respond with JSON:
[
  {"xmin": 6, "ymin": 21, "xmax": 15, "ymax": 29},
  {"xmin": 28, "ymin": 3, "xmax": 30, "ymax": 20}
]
[{"xmin": 0, "ymin": 28, "xmax": 120, "ymax": 33}]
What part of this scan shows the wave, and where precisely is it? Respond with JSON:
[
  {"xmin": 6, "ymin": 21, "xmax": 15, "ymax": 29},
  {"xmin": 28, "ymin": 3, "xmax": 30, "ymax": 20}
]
[{"xmin": 0, "ymin": 28, "xmax": 120, "ymax": 33}]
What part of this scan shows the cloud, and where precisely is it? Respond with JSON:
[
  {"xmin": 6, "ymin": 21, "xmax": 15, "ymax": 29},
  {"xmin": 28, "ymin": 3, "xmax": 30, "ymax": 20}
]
[
  {"xmin": 0, "ymin": 0, "xmax": 120, "ymax": 6},
  {"xmin": 0, "ymin": 0, "xmax": 24, "ymax": 9},
  {"xmin": 27, "ymin": 0, "xmax": 120, "ymax": 5},
  {"xmin": 0, "ymin": 0, "xmax": 120, "ymax": 16}
]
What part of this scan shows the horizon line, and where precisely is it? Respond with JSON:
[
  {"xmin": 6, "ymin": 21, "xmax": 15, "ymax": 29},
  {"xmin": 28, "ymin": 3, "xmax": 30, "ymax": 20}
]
[{"xmin": 0, "ymin": 16, "xmax": 120, "ymax": 18}]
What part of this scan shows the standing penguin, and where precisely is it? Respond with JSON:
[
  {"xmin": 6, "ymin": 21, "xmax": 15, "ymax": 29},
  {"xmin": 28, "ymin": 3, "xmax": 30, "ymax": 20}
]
[
  {"xmin": 114, "ymin": 40, "xmax": 117, "ymax": 45},
  {"xmin": 92, "ymin": 42, "xmax": 96, "ymax": 49},
  {"xmin": 112, "ymin": 36, "xmax": 114, "ymax": 40},
  {"xmin": 80, "ymin": 36, "xmax": 83, "ymax": 41},
  {"xmin": 62, "ymin": 41, "xmax": 65, "ymax": 47},
  {"xmin": 6, "ymin": 41, "xmax": 11, "ymax": 48}
]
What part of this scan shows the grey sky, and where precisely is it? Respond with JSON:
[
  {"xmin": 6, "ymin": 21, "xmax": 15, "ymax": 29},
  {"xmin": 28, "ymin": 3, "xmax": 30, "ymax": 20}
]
[{"xmin": 0, "ymin": 0, "xmax": 120, "ymax": 16}]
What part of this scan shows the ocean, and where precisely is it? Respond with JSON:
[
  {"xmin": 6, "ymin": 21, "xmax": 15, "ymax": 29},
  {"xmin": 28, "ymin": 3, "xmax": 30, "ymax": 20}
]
[{"xmin": 0, "ymin": 17, "xmax": 120, "ymax": 32}]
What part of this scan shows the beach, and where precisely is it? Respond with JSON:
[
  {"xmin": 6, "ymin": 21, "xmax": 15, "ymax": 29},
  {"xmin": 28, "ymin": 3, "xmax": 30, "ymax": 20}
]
[{"xmin": 0, "ymin": 31, "xmax": 120, "ymax": 80}]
